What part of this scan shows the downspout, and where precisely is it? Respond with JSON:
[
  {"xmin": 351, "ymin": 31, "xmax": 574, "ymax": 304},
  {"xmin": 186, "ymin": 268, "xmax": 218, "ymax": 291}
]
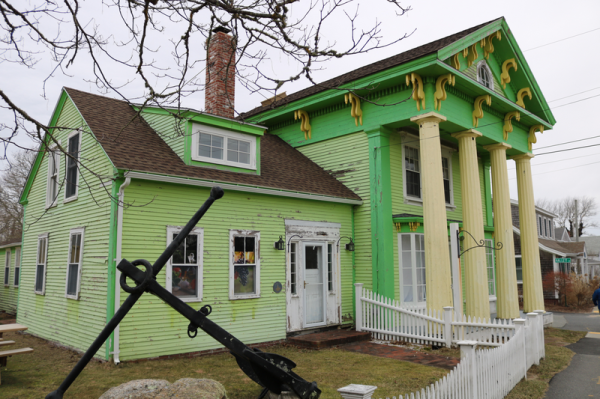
[
  {"xmin": 351, "ymin": 205, "xmax": 357, "ymax": 324},
  {"xmin": 113, "ymin": 177, "xmax": 131, "ymax": 365}
]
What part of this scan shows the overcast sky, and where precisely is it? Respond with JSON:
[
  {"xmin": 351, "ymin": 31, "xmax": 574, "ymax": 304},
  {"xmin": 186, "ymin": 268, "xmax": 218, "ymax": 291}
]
[{"xmin": 1, "ymin": 0, "xmax": 599, "ymax": 234}]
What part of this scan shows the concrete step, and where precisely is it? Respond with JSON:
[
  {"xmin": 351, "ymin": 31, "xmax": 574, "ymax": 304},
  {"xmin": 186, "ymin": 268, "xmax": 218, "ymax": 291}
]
[{"xmin": 287, "ymin": 329, "xmax": 371, "ymax": 349}]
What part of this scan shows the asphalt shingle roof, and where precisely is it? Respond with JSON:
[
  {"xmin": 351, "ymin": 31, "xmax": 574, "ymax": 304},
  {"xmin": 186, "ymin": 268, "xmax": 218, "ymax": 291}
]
[{"xmin": 65, "ymin": 88, "xmax": 361, "ymax": 202}]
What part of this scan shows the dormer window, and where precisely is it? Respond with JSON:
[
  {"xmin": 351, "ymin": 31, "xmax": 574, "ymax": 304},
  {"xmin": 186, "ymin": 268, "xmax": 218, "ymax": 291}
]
[
  {"xmin": 477, "ymin": 60, "xmax": 494, "ymax": 90},
  {"xmin": 192, "ymin": 124, "xmax": 257, "ymax": 170}
]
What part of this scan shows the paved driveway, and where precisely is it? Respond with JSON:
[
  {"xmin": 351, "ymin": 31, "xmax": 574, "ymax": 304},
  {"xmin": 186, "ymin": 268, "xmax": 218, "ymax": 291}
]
[{"xmin": 545, "ymin": 311, "xmax": 600, "ymax": 398}]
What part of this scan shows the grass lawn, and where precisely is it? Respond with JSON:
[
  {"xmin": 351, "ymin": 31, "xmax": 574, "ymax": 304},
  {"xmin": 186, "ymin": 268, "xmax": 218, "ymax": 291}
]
[
  {"xmin": 1, "ymin": 331, "xmax": 448, "ymax": 399},
  {"xmin": 506, "ymin": 327, "xmax": 587, "ymax": 399}
]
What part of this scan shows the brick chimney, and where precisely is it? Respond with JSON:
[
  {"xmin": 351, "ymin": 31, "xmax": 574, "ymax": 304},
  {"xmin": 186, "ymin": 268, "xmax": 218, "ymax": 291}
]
[{"xmin": 205, "ymin": 27, "xmax": 236, "ymax": 118}]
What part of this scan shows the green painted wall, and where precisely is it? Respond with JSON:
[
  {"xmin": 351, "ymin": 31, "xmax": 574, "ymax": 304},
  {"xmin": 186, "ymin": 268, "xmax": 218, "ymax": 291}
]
[
  {"xmin": 17, "ymin": 97, "xmax": 114, "ymax": 359},
  {"xmin": 140, "ymin": 112, "xmax": 187, "ymax": 160},
  {"xmin": 118, "ymin": 179, "xmax": 354, "ymax": 361},
  {"xmin": 297, "ymin": 132, "xmax": 373, "ymax": 290},
  {"xmin": 0, "ymin": 245, "xmax": 21, "ymax": 314}
]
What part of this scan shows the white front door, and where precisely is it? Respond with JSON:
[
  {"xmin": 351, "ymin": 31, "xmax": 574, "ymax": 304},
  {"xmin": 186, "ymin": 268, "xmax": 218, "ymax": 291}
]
[{"xmin": 302, "ymin": 242, "xmax": 327, "ymax": 328}]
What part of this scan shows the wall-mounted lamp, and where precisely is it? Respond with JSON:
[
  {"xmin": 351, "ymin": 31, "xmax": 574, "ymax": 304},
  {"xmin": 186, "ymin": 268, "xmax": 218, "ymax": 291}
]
[
  {"xmin": 287, "ymin": 234, "xmax": 303, "ymax": 252},
  {"xmin": 337, "ymin": 236, "xmax": 355, "ymax": 252},
  {"xmin": 274, "ymin": 236, "xmax": 285, "ymax": 250}
]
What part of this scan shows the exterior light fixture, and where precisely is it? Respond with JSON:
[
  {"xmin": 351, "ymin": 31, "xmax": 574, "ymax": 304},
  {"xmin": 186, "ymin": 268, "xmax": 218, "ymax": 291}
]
[
  {"xmin": 274, "ymin": 236, "xmax": 285, "ymax": 250},
  {"xmin": 337, "ymin": 236, "xmax": 355, "ymax": 252}
]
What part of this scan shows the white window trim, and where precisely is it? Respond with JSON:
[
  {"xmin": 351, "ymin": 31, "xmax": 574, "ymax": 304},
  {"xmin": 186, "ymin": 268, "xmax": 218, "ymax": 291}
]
[
  {"xmin": 289, "ymin": 241, "xmax": 300, "ymax": 298},
  {"xmin": 46, "ymin": 141, "xmax": 61, "ymax": 208},
  {"xmin": 4, "ymin": 249, "xmax": 10, "ymax": 287},
  {"xmin": 166, "ymin": 226, "xmax": 204, "ymax": 302},
  {"xmin": 476, "ymin": 60, "xmax": 494, "ymax": 91},
  {"xmin": 327, "ymin": 242, "xmax": 336, "ymax": 295},
  {"xmin": 485, "ymin": 239, "xmax": 496, "ymax": 297},
  {"xmin": 400, "ymin": 133, "xmax": 456, "ymax": 211},
  {"xmin": 13, "ymin": 248, "xmax": 20, "ymax": 287},
  {"xmin": 64, "ymin": 130, "xmax": 81, "ymax": 203},
  {"xmin": 229, "ymin": 230, "xmax": 261, "ymax": 300},
  {"xmin": 35, "ymin": 233, "xmax": 49, "ymax": 295},
  {"xmin": 398, "ymin": 233, "xmax": 427, "ymax": 308},
  {"xmin": 65, "ymin": 227, "xmax": 85, "ymax": 300},
  {"xmin": 191, "ymin": 124, "xmax": 257, "ymax": 170},
  {"xmin": 515, "ymin": 254, "xmax": 523, "ymax": 283}
]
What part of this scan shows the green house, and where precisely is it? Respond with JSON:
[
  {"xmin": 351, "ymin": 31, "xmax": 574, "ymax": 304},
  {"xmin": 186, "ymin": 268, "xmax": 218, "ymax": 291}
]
[{"xmin": 16, "ymin": 17, "xmax": 554, "ymax": 362}]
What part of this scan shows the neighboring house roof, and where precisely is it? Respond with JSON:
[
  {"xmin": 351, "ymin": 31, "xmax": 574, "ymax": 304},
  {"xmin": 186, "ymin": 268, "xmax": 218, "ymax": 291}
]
[
  {"xmin": 239, "ymin": 18, "xmax": 501, "ymax": 120},
  {"xmin": 510, "ymin": 199, "xmax": 558, "ymax": 218},
  {"xmin": 557, "ymin": 241, "xmax": 586, "ymax": 255},
  {"xmin": 64, "ymin": 88, "xmax": 362, "ymax": 202},
  {"xmin": 581, "ymin": 236, "xmax": 600, "ymax": 256},
  {"xmin": 513, "ymin": 225, "xmax": 585, "ymax": 257},
  {"xmin": 0, "ymin": 240, "xmax": 21, "ymax": 249},
  {"xmin": 555, "ymin": 227, "xmax": 570, "ymax": 241}
]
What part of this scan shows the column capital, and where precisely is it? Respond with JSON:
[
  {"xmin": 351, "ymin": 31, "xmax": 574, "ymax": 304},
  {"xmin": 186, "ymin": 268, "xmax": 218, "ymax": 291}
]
[
  {"xmin": 364, "ymin": 125, "xmax": 392, "ymax": 138},
  {"xmin": 451, "ymin": 129, "xmax": 482, "ymax": 140},
  {"xmin": 410, "ymin": 111, "xmax": 447, "ymax": 124},
  {"xmin": 483, "ymin": 142, "xmax": 512, "ymax": 152},
  {"xmin": 511, "ymin": 153, "xmax": 534, "ymax": 161}
]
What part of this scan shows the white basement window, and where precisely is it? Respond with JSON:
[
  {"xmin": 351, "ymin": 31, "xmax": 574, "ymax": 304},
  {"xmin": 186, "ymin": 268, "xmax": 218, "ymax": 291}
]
[
  {"xmin": 192, "ymin": 124, "xmax": 257, "ymax": 170},
  {"xmin": 35, "ymin": 234, "xmax": 48, "ymax": 295},
  {"xmin": 66, "ymin": 228, "xmax": 84, "ymax": 299},
  {"xmin": 166, "ymin": 226, "xmax": 204, "ymax": 302},
  {"xmin": 229, "ymin": 230, "xmax": 260, "ymax": 299}
]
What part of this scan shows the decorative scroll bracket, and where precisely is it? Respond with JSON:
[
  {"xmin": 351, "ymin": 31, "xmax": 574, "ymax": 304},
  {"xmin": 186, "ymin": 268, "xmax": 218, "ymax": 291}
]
[
  {"xmin": 294, "ymin": 109, "xmax": 312, "ymax": 140},
  {"xmin": 434, "ymin": 74, "xmax": 455, "ymax": 111},
  {"xmin": 501, "ymin": 58, "xmax": 518, "ymax": 89},
  {"xmin": 472, "ymin": 95, "xmax": 492, "ymax": 128},
  {"xmin": 483, "ymin": 31, "xmax": 501, "ymax": 59},
  {"xmin": 516, "ymin": 88, "xmax": 532, "ymax": 109},
  {"xmin": 528, "ymin": 124, "xmax": 545, "ymax": 151},
  {"xmin": 503, "ymin": 111, "xmax": 520, "ymax": 141},
  {"xmin": 406, "ymin": 72, "xmax": 425, "ymax": 111},
  {"xmin": 344, "ymin": 92, "xmax": 363, "ymax": 126},
  {"xmin": 458, "ymin": 229, "xmax": 503, "ymax": 257}
]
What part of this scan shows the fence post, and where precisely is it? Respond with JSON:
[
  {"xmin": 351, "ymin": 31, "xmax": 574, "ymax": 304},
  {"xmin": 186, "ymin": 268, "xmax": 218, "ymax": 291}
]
[
  {"xmin": 355, "ymin": 283, "xmax": 363, "ymax": 332},
  {"xmin": 534, "ymin": 310, "xmax": 545, "ymax": 359},
  {"xmin": 458, "ymin": 340, "xmax": 478, "ymax": 399},
  {"xmin": 443, "ymin": 306, "xmax": 453, "ymax": 348},
  {"xmin": 513, "ymin": 318, "xmax": 527, "ymax": 381},
  {"xmin": 337, "ymin": 384, "xmax": 377, "ymax": 399},
  {"xmin": 526, "ymin": 313, "xmax": 540, "ymax": 365}
]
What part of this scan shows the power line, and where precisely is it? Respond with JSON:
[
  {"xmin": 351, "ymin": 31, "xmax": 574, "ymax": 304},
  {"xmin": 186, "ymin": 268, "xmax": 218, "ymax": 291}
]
[
  {"xmin": 524, "ymin": 27, "xmax": 600, "ymax": 52},
  {"xmin": 508, "ymin": 151, "xmax": 600, "ymax": 170},
  {"xmin": 509, "ymin": 159, "xmax": 600, "ymax": 179},
  {"xmin": 534, "ymin": 135, "xmax": 600, "ymax": 150},
  {"xmin": 535, "ymin": 143, "xmax": 600, "ymax": 156},
  {"xmin": 548, "ymin": 87, "xmax": 600, "ymax": 103}
]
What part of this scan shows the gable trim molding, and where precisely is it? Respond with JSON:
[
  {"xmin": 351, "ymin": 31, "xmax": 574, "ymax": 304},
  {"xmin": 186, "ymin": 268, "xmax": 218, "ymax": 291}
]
[{"xmin": 124, "ymin": 171, "xmax": 363, "ymax": 205}]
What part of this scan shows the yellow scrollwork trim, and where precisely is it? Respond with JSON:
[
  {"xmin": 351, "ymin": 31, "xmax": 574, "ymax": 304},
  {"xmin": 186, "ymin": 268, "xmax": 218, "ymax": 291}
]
[
  {"xmin": 409, "ymin": 222, "xmax": 420, "ymax": 232},
  {"xmin": 502, "ymin": 111, "xmax": 520, "ymax": 141},
  {"xmin": 516, "ymin": 88, "xmax": 532, "ymax": 108},
  {"xmin": 528, "ymin": 124, "xmax": 544, "ymax": 151},
  {"xmin": 452, "ymin": 53, "xmax": 461, "ymax": 70},
  {"xmin": 472, "ymin": 95, "xmax": 492, "ymax": 128},
  {"xmin": 434, "ymin": 74, "xmax": 455, "ymax": 111},
  {"xmin": 406, "ymin": 72, "xmax": 425, "ymax": 111},
  {"xmin": 467, "ymin": 43, "xmax": 479, "ymax": 67},
  {"xmin": 500, "ymin": 58, "xmax": 518, "ymax": 89},
  {"xmin": 344, "ymin": 92, "xmax": 363, "ymax": 126},
  {"xmin": 484, "ymin": 31, "xmax": 501, "ymax": 59},
  {"xmin": 294, "ymin": 109, "xmax": 312, "ymax": 140}
]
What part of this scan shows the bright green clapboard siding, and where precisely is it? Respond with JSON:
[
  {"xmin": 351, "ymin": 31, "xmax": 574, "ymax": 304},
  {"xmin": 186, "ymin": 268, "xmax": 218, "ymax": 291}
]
[
  {"xmin": 119, "ymin": 180, "xmax": 354, "ymax": 361},
  {"xmin": 17, "ymin": 97, "xmax": 114, "ymax": 359},
  {"xmin": 296, "ymin": 132, "xmax": 372, "ymax": 290},
  {"xmin": 0, "ymin": 245, "xmax": 21, "ymax": 313},
  {"xmin": 140, "ymin": 112, "xmax": 187, "ymax": 160}
]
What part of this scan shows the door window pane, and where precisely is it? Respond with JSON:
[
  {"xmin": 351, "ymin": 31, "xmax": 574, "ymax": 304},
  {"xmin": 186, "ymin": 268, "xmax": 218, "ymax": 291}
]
[{"xmin": 290, "ymin": 243, "xmax": 297, "ymax": 295}]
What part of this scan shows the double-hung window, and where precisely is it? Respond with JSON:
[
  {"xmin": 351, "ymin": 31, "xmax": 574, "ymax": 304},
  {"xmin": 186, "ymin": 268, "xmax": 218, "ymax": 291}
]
[
  {"xmin": 515, "ymin": 255, "xmax": 523, "ymax": 282},
  {"xmin": 13, "ymin": 248, "xmax": 20, "ymax": 287},
  {"xmin": 46, "ymin": 145, "xmax": 60, "ymax": 207},
  {"xmin": 65, "ymin": 132, "xmax": 80, "ymax": 200},
  {"xmin": 399, "ymin": 233, "xmax": 426, "ymax": 306},
  {"xmin": 166, "ymin": 227, "xmax": 203, "ymax": 302},
  {"xmin": 477, "ymin": 61, "xmax": 494, "ymax": 90},
  {"xmin": 192, "ymin": 124, "xmax": 257, "ymax": 170},
  {"xmin": 485, "ymin": 239, "xmax": 496, "ymax": 296},
  {"xmin": 66, "ymin": 228, "xmax": 84, "ymax": 299},
  {"xmin": 3, "ymin": 250, "xmax": 10, "ymax": 286},
  {"xmin": 230, "ymin": 230, "xmax": 260, "ymax": 299},
  {"xmin": 403, "ymin": 143, "xmax": 453, "ymax": 206},
  {"xmin": 35, "ymin": 234, "xmax": 48, "ymax": 294}
]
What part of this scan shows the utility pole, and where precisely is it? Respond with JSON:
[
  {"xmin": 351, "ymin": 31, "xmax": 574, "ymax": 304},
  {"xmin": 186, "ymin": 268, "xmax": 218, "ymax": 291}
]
[{"xmin": 574, "ymin": 199, "xmax": 579, "ymax": 242}]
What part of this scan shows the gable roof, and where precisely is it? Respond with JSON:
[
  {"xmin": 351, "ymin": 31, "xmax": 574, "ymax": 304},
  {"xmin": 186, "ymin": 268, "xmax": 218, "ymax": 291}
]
[
  {"xmin": 239, "ymin": 18, "xmax": 501, "ymax": 120},
  {"xmin": 64, "ymin": 88, "xmax": 361, "ymax": 202},
  {"xmin": 581, "ymin": 236, "xmax": 600, "ymax": 256}
]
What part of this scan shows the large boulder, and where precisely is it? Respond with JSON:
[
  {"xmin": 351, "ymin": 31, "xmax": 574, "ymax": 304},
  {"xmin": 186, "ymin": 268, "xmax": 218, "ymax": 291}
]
[
  {"xmin": 99, "ymin": 379, "xmax": 170, "ymax": 399},
  {"xmin": 99, "ymin": 378, "xmax": 227, "ymax": 399}
]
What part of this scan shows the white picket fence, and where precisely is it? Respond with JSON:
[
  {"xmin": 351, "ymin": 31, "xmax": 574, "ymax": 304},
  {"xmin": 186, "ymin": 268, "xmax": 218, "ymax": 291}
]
[
  {"xmin": 351, "ymin": 283, "xmax": 546, "ymax": 399},
  {"xmin": 355, "ymin": 284, "xmax": 517, "ymax": 347}
]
